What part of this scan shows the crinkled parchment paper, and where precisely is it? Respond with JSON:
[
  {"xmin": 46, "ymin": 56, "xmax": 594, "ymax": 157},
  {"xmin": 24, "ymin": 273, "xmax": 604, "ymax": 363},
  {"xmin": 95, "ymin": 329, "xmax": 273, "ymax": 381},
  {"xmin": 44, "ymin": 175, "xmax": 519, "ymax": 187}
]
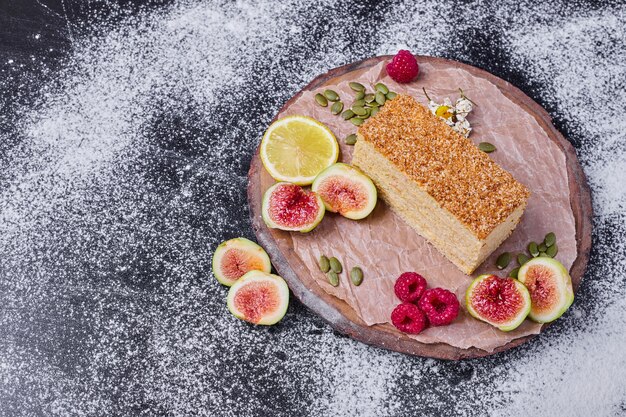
[{"xmin": 275, "ymin": 60, "xmax": 576, "ymax": 352}]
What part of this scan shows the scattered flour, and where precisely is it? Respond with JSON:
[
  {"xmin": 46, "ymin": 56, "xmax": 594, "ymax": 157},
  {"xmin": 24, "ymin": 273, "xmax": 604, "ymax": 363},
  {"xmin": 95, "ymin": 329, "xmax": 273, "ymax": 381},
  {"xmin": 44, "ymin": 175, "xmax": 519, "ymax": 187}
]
[{"xmin": 0, "ymin": 1, "xmax": 624, "ymax": 416}]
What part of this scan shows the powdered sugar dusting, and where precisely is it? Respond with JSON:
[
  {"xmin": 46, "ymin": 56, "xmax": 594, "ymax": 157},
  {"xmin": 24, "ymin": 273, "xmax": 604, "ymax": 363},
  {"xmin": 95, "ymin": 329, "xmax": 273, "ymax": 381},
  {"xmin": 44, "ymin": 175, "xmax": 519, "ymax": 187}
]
[{"xmin": 1, "ymin": 0, "xmax": 624, "ymax": 416}]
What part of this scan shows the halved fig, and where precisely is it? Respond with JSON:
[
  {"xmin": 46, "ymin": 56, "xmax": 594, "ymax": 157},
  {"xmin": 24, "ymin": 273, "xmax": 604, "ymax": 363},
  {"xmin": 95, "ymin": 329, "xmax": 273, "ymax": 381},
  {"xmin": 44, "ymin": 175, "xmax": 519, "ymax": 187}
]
[
  {"xmin": 517, "ymin": 257, "xmax": 574, "ymax": 323},
  {"xmin": 212, "ymin": 237, "xmax": 271, "ymax": 286},
  {"xmin": 466, "ymin": 274, "xmax": 531, "ymax": 331},
  {"xmin": 262, "ymin": 182, "xmax": 325, "ymax": 232},
  {"xmin": 227, "ymin": 270, "xmax": 290, "ymax": 325},
  {"xmin": 311, "ymin": 163, "xmax": 377, "ymax": 220}
]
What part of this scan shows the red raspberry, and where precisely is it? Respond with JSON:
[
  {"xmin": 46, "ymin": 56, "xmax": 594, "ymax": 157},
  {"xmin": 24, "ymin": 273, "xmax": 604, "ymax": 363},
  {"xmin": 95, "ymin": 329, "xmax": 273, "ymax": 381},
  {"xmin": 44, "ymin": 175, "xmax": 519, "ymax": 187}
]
[
  {"xmin": 418, "ymin": 288, "xmax": 460, "ymax": 326},
  {"xmin": 386, "ymin": 50, "xmax": 419, "ymax": 83},
  {"xmin": 391, "ymin": 303, "xmax": 428, "ymax": 334},
  {"xmin": 394, "ymin": 272, "xmax": 427, "ymax": 303}
]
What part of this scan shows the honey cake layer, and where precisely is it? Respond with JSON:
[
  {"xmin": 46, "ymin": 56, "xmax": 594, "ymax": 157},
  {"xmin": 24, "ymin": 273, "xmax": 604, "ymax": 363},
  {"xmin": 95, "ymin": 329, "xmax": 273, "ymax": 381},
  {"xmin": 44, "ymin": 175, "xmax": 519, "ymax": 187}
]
[{"xmin": 357, "ymin": 94, "xmax": 530, "ymax": 240}]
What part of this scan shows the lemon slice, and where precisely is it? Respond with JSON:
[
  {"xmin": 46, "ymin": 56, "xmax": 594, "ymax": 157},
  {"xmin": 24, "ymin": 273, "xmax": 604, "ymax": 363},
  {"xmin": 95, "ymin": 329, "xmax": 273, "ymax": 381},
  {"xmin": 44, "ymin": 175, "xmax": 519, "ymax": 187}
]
[{"xmin": 260, "ymin": 115, "xmax": 339, "ymax": 185}]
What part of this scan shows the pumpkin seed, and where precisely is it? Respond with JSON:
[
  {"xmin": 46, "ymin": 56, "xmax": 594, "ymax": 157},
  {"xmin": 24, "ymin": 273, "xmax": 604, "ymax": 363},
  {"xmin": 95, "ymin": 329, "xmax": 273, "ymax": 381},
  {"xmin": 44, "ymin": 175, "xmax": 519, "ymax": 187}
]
[
  {"xmin": 358, "ymin": 108, "xmax": 371, "ymax": 119},
  {"xmin": 375, "ymin": 91, "xmax": 386, "ymax": 105},
  {"xmin": 350, "ymin": 267, "xmax": 363, "ymax": 286},
  {"xmin": 367, "ymin": 101, "xmax": 379, "ymax": 108},
  {"xmin": 508, "ymin": 267, "xmax": 520, "ymax": 279},
  {"xmin": 370, "ymin": 107, "xmax": 379, "ymax": 117},
  {"xmin": 327, "ymin": 271, "xmax": 339, "ymax": 287},
  {"xmin": 349, "ymin": 82, "xmax": 365, "ymax": 92},
  {"xmin": 329, "ymin": 257, "xmax": 342, "ymax": 273},
  {"xmin": 539, "ymin": 252, "xmax": 549, "ymax": 257},
  {"xmin": 315, "ymin": 93, "xmax": 328, "ymax": 107},
  {"xmin": 342, "ymin": 109, "xmax": 355, "ymax": 120},
  {"xmin": 318, "ymin": 255, "xmax": 330, "ymax": 273},
  {"xmin": 352, "ymin": 106, "xmax": 367, "ymax": 116},
  {"xmin": 544, "ymin": 232, "xmax": 556, "ymax": 247},
  {"xmin": 352, "ymin": 99, "xmax": 366, "ymax": 107},
  {"xmin": 546, "ymin": 243, "xmax": 558, "ymax": 257},
  {"xmin": 538, "ymin": 243, "xmax": 547, "ymax": 252},
  {"xmin": 364, "ymin": 93, "xmax": 375, "ymax": 103},
  {"xmin": 478, "ymin": 142, "xmax": 496, "ymax": 153},
  {"xmin": 350, "ymin": 117, "xmax": 364, "ymax": 126},
  {"xmin": 386, "ymin": 91, "xmax": 397, "ymax": 100},
  {"xmin": 345, "ymin": 134, "xmax": 357, "ymax": 145},
  {"xmin": 324, "ymin": 89, "xmax": 339, "ymax": 102},
  {"xmin": 331, "ymin": 101, "xmax": 344, "ymax": 115},
  {"xmin": 355, "ymin": 90, "xmax": 365, "ymax": 100},
  {"xmin": 517, "ymin": 253, "xmax": 530, "ymax": 266},
  {"xmin": 375, "ymin": 83, "xmax": 389, "ymax": 94},
  {"xmin": 528, "ymin": 241, "xmax": 539, "ymax": 257},
  {"xmin": 496, "ymin": 252, "xmax": 511, "ymax": 269}
]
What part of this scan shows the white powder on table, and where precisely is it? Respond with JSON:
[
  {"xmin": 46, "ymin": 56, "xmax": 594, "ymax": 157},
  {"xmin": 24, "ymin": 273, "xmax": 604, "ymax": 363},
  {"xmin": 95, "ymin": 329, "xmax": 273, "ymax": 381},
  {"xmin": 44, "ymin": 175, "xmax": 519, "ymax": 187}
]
[{"xmin": 0, "ymin": 1, "xmax": 624, "ymax": 416}]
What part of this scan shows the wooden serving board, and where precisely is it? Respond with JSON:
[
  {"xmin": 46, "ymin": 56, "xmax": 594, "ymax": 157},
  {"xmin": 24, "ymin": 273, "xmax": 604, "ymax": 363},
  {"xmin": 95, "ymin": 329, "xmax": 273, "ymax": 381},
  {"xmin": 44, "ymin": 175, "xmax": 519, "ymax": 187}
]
[{"xmin": 247, "ymin": 56, "xmax": 592, "ymax": 360}]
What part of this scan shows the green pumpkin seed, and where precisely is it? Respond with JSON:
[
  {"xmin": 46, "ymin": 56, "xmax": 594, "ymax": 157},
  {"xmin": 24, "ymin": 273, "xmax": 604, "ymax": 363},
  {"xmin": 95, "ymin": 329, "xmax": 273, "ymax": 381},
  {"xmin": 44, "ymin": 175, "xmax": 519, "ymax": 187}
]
[
  {"xmin": 331, "ymin": 101, "xmax": 344, "ymax": 115},
  {"xmin": 352, "ymin": 106, "xmax": 367, "ymax": 116},
  {"xmin": 342, "ymin": 109, "xmax": 355, "ymax": 120},
  {"xmin": 318, "ymin": 255, "xmax": 330, "ymax": 273},
  {"xmin": 329, "ymin": 257, "xmax": 342, "ymax": 273},
  {"xmin": 345, "ymin": 134, "xmax": 357, "ymax": 145},
  {"xmin": 508, "ymin": 267, "xmax": 520, "ymax": 279},
  {"xmin": 355, "ymin": 91, "xmax": 365, "ymax": 100},
  {"xmin": 352, "ymin": 99, "xmax": 366, "ymax": 107},
  {"xmin": 315, "ymin": 93, "xmax": 328, "ymax": 107},
  {"xmin": 538, "ymin": 243, "xmax": 547, "ymax": 252},
  {"xmin": 349, "ymin": 82, "xmax": 365, "ymax": 92},
  {"xmin": 364, "ymin": 93, "xmax": 375, "ymax": 103},
  {"xmin": 478, "ymin": 142, "xmax": 496, "ymax": 153},
  {"xmin": 517, "ymin": 253, "xmax": 530, "ymax": 266},
  {"xmin": 544, "ymin": 232, "xmax": 556, "ymax": 247},
  {"xmin": 375, "ymin": 91, "xmax": 386, "ymax": 105},
  {"xmin": 367, "ymin": 101, "xmax": 379, "ymax": 108},
  {"xmin": 539, "ymin": 252, "xmax": 549, "ymax": 257},
  {"xmin": 350, "ymin": 117, "xmax": 364, "ymax": 126},
  {"xmin": 324, "ymin": 89, "xmax": 339, "ymax": 102},
  {"xmin": 350, "ymin": 267, "xmax": 363, "ymax": 286},
  {"xmin": 327, "ymin": 271, "xmax": 339, "ymax": 287},
  {"xmin": 546, "ymin": 243, "xmax": 558, "ymax": 257},
  {"xmin": 375, "ymin": 83, "xmax": 389, "ymax": 94},
  {"xmin": 370, "ymin": 107, "xmax": 379, "ymax": 117},
  {"xmin": 496, "ymin": 252, "xmax": 511, "ymax": 269},
  {"xmin": 386, "ymin": 91, "xmax": 397, "ymax": 100},
  {"xmin": 528, "ymin": 241, "xmax": 539, "ymax": 257},
  {"xmin": 358, "ymin": 108, "xmax": 371, "ymax": 119}
]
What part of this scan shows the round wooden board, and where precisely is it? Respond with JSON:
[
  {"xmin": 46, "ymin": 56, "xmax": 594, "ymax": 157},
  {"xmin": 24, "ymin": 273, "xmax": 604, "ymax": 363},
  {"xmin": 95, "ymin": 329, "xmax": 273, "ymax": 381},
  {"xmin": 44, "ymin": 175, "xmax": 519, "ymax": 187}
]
[{"xmin": 247, "ymin": 56, "xmax": 593, "ymax": 360}]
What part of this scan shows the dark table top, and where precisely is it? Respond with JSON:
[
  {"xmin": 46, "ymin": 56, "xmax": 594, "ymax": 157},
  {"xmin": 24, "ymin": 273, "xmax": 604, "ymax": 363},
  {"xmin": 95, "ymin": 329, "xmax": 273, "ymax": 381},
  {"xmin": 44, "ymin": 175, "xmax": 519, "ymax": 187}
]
[{"xmin": 1, "ymin": 1, "xmax": 625, "ymax": 416}]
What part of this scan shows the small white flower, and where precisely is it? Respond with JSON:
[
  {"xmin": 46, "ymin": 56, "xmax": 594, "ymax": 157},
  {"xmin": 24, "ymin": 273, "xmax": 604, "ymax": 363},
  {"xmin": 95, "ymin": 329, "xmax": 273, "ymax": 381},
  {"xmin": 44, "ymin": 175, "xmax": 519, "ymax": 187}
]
[
  {"xmin": 455, "ymin": 119, "xmax": 472, "ymax": 137},
  {"xmin": 424, "ymin": 88, "xmax": 475, "ymax": 137},
  {"xmin": 455, "ymin": 98, "xmax": 473, "ymax": 115}
]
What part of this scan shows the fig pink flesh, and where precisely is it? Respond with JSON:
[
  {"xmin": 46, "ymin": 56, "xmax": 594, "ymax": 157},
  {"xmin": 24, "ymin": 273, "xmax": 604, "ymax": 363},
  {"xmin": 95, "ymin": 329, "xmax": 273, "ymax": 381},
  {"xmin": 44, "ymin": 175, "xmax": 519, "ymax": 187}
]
[
  {"xmin": 470, "ymin": 276, "xmax": 526, "ymax": 324},
  {"xmin": 220, "ymin": 249, "xmax": 266, "ymax": 281},
  {"xmin": 523, "ymin": 264, "xmax": 559, "ymax": 314},
  {"xmin": 233, "ymin": 281, "xmax": 281, "ymax": 323},
  {"xmin": 269, "ymin": 184, "xmax": 320, "ymax": 227},
  {"xmin": 317, "ymin": 176, "xmax": 368, "ymax": 214}
]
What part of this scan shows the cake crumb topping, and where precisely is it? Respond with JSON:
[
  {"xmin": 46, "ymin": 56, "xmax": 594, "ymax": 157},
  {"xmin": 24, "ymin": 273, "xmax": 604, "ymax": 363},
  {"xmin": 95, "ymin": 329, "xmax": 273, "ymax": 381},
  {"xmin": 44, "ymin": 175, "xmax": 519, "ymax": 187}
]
[{"xmin": 358, "ymin": 94, "xmax": 530, "ymax": 239}]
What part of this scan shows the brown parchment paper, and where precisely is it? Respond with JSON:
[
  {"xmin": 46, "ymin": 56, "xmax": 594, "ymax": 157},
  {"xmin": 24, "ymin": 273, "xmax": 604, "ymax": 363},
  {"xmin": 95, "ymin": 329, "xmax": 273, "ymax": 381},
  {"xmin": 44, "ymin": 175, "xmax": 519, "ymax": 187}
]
[{"xmin": 276, "ymin": 60, "xmax": 577, "ymax": 352}]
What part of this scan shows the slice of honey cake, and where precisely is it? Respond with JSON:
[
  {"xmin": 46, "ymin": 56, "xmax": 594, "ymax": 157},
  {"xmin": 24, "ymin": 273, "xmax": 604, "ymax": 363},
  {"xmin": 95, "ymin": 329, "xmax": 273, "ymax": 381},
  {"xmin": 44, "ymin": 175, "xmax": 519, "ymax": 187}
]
[{"xmin": 352, "ymin": 94, "xmax": 530, "ymax": 274}]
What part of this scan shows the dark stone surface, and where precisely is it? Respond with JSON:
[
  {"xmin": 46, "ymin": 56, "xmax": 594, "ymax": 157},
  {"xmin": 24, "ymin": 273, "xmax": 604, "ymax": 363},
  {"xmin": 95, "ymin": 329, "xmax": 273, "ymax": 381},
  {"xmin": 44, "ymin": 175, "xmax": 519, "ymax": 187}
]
[{"xmin": 0, "ymin": 1, "xmax": 623, "ymax": 416}]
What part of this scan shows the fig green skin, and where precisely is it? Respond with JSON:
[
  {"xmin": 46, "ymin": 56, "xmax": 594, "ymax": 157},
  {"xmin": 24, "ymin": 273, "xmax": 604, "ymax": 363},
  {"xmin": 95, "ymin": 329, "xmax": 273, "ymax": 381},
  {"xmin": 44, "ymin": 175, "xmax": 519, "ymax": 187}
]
[
  {"xmin": 211, "ymin": 237, "xmax": 272, "ymax": 287},
  {"xmin": 261, "ymin": 182, "xmax": 325, "ymax": 233},
  {"xmin": 226, "ymin": 270, "xmax": 290, "ymax": 325},
  {"xmin": 465, "ymin": 274, "xmax": 532, "ymax": 332},
  {"xmin": 311, "ymin": 163, "xmax": 377, "ymax": 220},
  {"xmin": 517, "ymin": 257, "xmax": 574, "ymax": 323}
]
